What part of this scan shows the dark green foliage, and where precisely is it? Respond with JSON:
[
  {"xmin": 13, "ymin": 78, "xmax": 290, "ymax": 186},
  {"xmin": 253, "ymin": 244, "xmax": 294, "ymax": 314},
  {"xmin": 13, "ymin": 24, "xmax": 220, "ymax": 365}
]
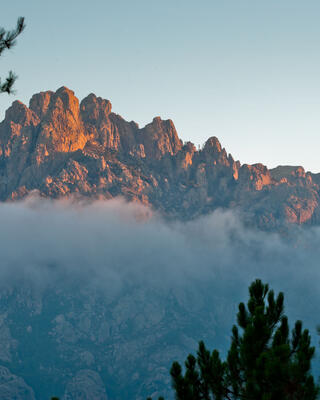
[
  {"xmin": 147, "ymin": 397, "xmax": 164, "ymax": 400},
  {"xmin": 0, "ymin": 17, "xmax": 25, "ymax": 94},
  {"xmin": 148, "ymin": 279, "xmax": 319, "ymax": 399}
]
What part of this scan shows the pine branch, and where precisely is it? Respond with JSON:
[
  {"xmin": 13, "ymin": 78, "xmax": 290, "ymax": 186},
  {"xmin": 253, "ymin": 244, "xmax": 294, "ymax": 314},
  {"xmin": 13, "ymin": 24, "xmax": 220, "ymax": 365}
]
[
  {"xmin": 0, "ymin": 70, "xmax": 17, "ymax": 94},
  {"xmin": 0, "ymin": 17, "xmax": 25, "ymax": 56},
  {"xmin": 0, "ymin": 17, "xmax": 25, "ymax": 94}
]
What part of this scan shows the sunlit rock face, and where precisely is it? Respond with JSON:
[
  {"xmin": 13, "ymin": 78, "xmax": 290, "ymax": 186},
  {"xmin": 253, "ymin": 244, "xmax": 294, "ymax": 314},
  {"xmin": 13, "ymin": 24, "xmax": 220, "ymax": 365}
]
[
  {"xmin": 30, "ymin": 87, "xmax": 87, "ymax": 154},
  {"xmin": 1, "ymin": 86, "xmax": 320, "ymax": 229}
]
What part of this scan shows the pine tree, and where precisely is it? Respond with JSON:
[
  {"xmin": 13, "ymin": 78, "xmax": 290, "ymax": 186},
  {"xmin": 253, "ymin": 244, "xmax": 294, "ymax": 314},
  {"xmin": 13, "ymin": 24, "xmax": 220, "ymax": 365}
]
[
  {"xmin": 0, "ymin": 17, "xmax": 25, "ymax": 94},
  {"xmin": 148, "ymin": 279, "xmax": 319, "ymax": 399}
]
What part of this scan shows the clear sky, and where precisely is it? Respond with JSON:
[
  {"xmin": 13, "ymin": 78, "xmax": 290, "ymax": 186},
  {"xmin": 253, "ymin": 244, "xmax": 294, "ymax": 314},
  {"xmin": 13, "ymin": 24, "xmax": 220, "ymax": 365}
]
[{"xmin": 1, "ymin": 1, "xmax": 320, "ymax": 172}]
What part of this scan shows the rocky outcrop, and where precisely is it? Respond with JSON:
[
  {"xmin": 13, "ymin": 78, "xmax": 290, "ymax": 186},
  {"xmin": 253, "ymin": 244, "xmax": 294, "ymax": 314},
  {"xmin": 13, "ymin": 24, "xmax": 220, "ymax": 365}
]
[
  {"xmin": 63, "ymin": 370, "xmax": 108, "ymax": 400},
  {"xmin": 30, "ymin": 87, "xmax": 87, "ymax": 155},
  {"xmin": 80, "ymin": 94, "xmax": 119, "ymax": 151},
  {"xmin": 0, "ymin": 366, "xmax": 35, "ymax": 400},
  {"xmin": 138, "ymin": 117, "xmax": 182, "ymax": 159},
  {"xmin": 1, "ymin": 86, "xmax": 320, "ymax": 230}
]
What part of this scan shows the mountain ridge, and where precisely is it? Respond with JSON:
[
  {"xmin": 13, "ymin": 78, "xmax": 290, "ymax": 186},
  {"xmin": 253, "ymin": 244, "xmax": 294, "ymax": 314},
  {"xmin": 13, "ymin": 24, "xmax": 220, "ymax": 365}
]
[{"xmin": 1, "ymin": 86, "xmax": 319, "ymax": 230}]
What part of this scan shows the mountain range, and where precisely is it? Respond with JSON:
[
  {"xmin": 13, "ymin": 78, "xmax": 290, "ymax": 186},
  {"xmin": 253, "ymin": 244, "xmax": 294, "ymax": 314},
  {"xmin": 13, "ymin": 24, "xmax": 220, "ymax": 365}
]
[
  {"xmin": 1, "ymin": 86, "xmax": 320, "ymax": 230},
  {"xmin": 0, "ymin": 87, "xmax": 319, "ymax": 400}
]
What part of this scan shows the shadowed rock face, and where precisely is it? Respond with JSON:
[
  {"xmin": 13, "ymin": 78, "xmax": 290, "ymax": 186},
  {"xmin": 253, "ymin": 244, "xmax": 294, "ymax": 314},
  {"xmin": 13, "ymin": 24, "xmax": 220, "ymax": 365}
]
[
  {"xmin": 0, "ymin": 366, "xmax": 35, "ymax": 400},
  {"xmin": 63, "ymin": 370, "xmax": 108, "ymax": 400},
  {"xmin": 0, "ymin": 86, "xmax": 320, "ymax": 230}
]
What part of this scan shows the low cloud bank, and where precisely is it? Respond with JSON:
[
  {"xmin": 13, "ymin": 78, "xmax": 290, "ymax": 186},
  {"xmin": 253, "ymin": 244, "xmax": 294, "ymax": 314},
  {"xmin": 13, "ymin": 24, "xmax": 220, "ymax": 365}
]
[{"xmin": 0, "ymin": 195, "xmax": 319, "ymax": 334}]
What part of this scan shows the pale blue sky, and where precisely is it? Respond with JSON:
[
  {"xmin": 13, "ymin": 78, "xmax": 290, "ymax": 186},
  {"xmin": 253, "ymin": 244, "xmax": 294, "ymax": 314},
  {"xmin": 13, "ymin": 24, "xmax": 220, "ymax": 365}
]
[{"xmin": 1, "ymin": 1, "xmax": 320, "ymax": 171}]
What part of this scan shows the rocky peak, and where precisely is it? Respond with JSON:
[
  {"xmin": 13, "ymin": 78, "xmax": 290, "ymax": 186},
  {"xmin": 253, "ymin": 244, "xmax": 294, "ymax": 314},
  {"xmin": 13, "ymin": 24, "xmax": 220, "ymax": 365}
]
[
  {"xmin": 183, "ymin": 141, "xmax": 196, "ymax": 153},
  {"xmin": 270, "ymin": 166, "xmax": 307, "ymax": 183},
  {"xmin": 4, "ymin": 101, "xmax": 39, "ymax": 127},
  {"xmin": 54, "ymin": 86, "xmax": 79, "ymax": 111},
  {"xmin": 140, "ymin": 117, "xmax": 182, "ymax": 159},
  {"xmin": 0, "ymin": 101, "xmax": 40, "ymax": 172},
  {"xmin": 201, "ymin": 136, "xmax": 231, "ymax": 167},
  {"xmin": 29, "ymin": 87, "xmax": 80, "ymax": 123},
  {"xmin": 203, "ymin": 136, "xmax": 222, "ymax": 153},
  {"xmin": 238, "ymin": 163, "xmax": 272, "ymax": 191},
  {"xmin": 29, "ymin": 91, "xmax": 54, "ymax": 119},
  {"xmin": 80, "ymin": 93, "xmax": 112, "ymax": 124},
  {"xmin": 31, "ymin": 87, "xmax": 86, "ymax": 155},
  {"xmin": 151, "ymin": 116, "xmax": 164, "ymax": 126}
]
